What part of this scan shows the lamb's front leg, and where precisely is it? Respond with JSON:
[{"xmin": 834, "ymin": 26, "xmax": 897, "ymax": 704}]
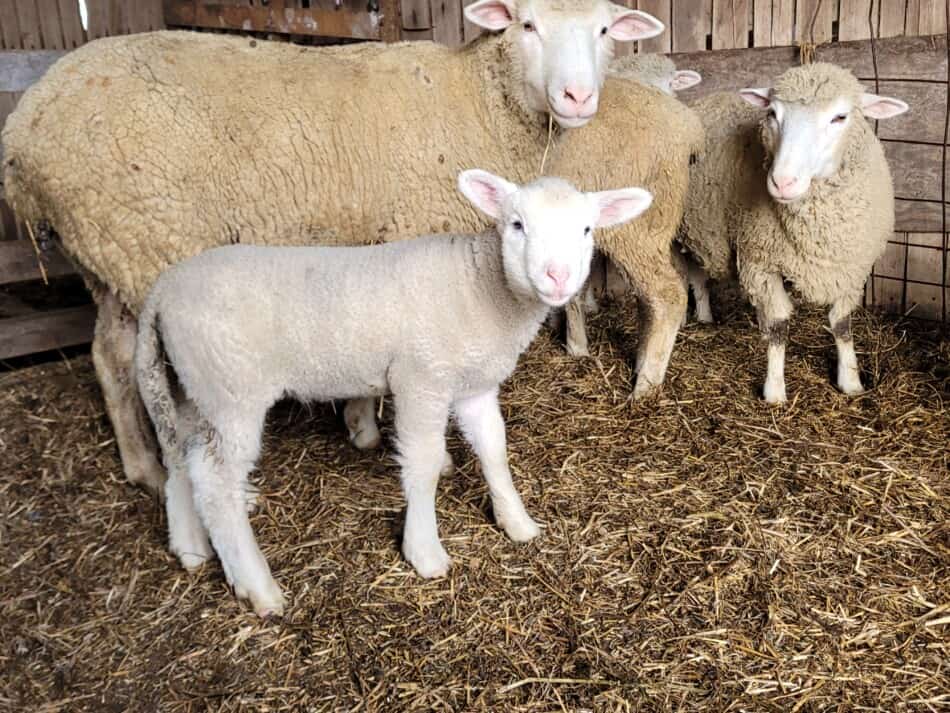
[
  {"xmin": 829, "ymin": 298, "xmax": 863, "ymax": 395},
  {"xmin": 453, "ymin": 389, "xmax": 540, "ymax": 542},
  {"xmin": 747, "ymin": 272, "xmax": 793, "ymax": 404},
  {"xmin": 393, "ymin": 393, "xmax": 452, "ymax": 578}
]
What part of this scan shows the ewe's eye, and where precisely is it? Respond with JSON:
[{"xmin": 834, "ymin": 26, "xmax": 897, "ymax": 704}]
[
  {"xmin": 512, "ymin": 220, "xmax": 524, "ymax": 232},
  {"xmin": 600, "ymin": 26, "xmax": 608, "ymax": 36},
  {"xmin": 831, "ymin": 113, "xmax": 848, "ymax": 124},
  {"xmin": 523, "ymin": 21, "xmax": 534, "ymax": 32},
  {"xmin": 584, "ymin": 226, "xmax": 591, "ymax": 235}
]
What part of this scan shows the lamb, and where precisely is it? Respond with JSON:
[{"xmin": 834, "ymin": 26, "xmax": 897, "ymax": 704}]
[
  {"xmin": 135, "ymin": 169, "xmax": 653, "ymax": 616},
  {"xmin": 678, "ymin": 63, "xmax": 908, "ymax": 402},
  {"xmin": 2, "ymin": 0, "xmax": 692, "ymax": 496}
]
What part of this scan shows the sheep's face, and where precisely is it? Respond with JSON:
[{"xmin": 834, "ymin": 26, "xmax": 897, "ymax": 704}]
[
  {"xmin": 458, "ymin": 170, "xmax": 652, "ymax": 307},
  {"xmin": 741, "ymin": 87, "xmax": 908, "ymax": 204},
  {"xmin": 465, "ymin": 0, "xmax": 664, "ymax": 128}
]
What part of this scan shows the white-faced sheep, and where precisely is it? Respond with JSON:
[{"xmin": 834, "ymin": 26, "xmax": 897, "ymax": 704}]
[
  {"xmin": 135, "ymin": 169, "xmax": 652, "ymax": 615},
  {"xmin": 679, "ymin": 63, "xmax": 908, "ymax": 403},
  {"xmin": 2, "ymin": 0, "xmax": 698, "ymax": 497}
]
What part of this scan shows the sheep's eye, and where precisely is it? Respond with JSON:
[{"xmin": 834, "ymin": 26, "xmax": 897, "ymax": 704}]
[
  {"xmin": 523, "ymin": 22, "xmax": 534, "ymax": 32},
  {"xmin": 512, "ymin": 220, "xmax": 523, "ymax": 231},
  {"xmin": 584, "ymin": 226, "xmax": 591, "ymax": 235},
  {"xmin": 831, "ymin": 113, "xmax": 848, "ymax": 124},
  {"xmin": 600, "ymin": 26, "xmax": 608, "ymax": 36}
]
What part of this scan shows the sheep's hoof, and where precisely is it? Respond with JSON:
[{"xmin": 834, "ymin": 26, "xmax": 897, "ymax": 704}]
[
  {"xmin": 566, "ymin": 342, "xmax": 590, "ymax": 358},
  {"xmin": 839, "ymin": 382, "xmax": 865, "ymax": 396},
  {"xmin": 501, "ymin": 513, "xmax": 541, "ymax": 543},
  {"xmin": 404, "ymin": 541, "xmax": 451, "ymax": 579},
  {"xmin": 235, "ymin": 580, "xmax": 286, "ymax": 618},
  {"xmin": 440, "ymin": 451, "xmax": 454, "ymax": 477},
  {"xmin": 125, "ymin": 456, "xmax": 168, "ymax": 500},
  {"xmin": 349, "ymin": 426, "xmax": 382, "ymax": 451},
  {"xmin": 176, "ymin": 547, "xmax": 213, "ymax": 572},
  {"xmin": 763, "ymin": 383, "xmax": 787, "ymax": 405}
]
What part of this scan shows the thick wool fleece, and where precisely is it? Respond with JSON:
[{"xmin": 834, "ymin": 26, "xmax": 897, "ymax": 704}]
[
  {"xmin": 609, "ymin": 53, "xmax": 676, "ymax": 88},
  {"xmin": 139, "ymin": 234, "xmax": 548, "ymax": 429},
  {"xmin": 681, "ymin": 68, "xmax": 894, "ymax": 308}
]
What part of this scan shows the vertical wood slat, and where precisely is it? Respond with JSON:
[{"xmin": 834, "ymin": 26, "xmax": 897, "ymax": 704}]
[
  {"xmin": 0, "ymin": 2, "xmax": 22, "ymax": 48},
  {"xmin": 36, "ymin": 0, "xmax": 66, "ymax": 48},
  {"xmin": 84, "ymin": 0, "xmax": 111, "ymax": 39},
  {"xmin": 15, "ymin": 1, "xmax": 44, "ymax": 49},
  {"xmin": 878, "ymin": 0, "xmax": 907, "ymax": 37},
  {"xmin": 904, "ymin": 0, "xmax": 921, "ymax": 34},
  {"xmin": 431, "ymin": 0, "xmax": 463, "ymax": 46},
  {"xmin": 771, "ymin": 0, "xmax": 795, "ymax": 45},
  {"xmin": 753, "ymin": 0, "xmax": 771, "ymax": 47},
  {"xmin": 672, "ymin": 0, "xmax": 710, "ymax": 52},
  {"xmin": 401, "ymin": 0, "xmax": 431, "ymax": 31},
  {"xmin": 712, "ymin": 0, "xmax": 750, "ymax": 49},
  {"xmin": 918, "ymin": 0, "xmax": 948, "ymax": 34},
  {"xmin": 795, "ymin": 0, "xmax": 834, "ymax": 43},
  {"xmin": 57, "ymin": 0, "xmax": 86, "ymax": 46},
  {"xmin": 637, "ymin": 0, "xmax": 671, "ymax": 53},
  {"xmin": 838, "ymin": 0, "xmax": 876, "ymax": 41},
  {"xmin": 461, "ymin": 0, "xmax": 482, "ymax": 43}
]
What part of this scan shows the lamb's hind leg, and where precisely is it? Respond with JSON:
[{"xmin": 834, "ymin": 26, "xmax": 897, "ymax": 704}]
[
  {"xmin": 829, "ymin": 298, "xmax": 863, "ymax": 395},
  {"xmin": 90, "ymin": 284, "xmax": 166, "ymax": 495}
]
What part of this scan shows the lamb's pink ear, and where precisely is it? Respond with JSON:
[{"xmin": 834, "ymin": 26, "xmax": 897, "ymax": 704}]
[
  {"xmin": 860, "ymin": 93, "xmax": 909, "ymax": 120},
  {"xmin": 591, "ymin": 187, "xmax": 653, "ymax": 229},
  {"xmin": 458, "ymin": 170, "xmax": 517, "ymax": 220},
  {"xmin": 670, "ymin": 69, "xmax": 702, "ymax": 92},
  {"xmin": 464, "ymin": 0, "xmax": 517, "ymax": 31},
  {"xmin": 608, "ymin": 9, "xmax": 665, "ymax": 42},
  {"xmin": 739, "ymin": 87, "xmax": 772, "ymax": 108}
]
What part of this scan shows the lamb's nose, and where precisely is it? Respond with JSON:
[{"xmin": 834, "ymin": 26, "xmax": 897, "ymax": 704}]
[{"xmin": 546, "ymin": 263, "xmax": 570, "ymax": 291}]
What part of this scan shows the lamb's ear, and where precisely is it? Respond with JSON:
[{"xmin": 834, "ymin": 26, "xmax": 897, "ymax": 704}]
[
  {"xmin": 608, "ymin": 8, "xmax": 665, "ymax": 42},
  {"xmin": 591, "ymin": 187, "xmax": 653, "ymax": 229},
  {"xmin": 670, "ymin": 69, "xmax": 702, "ymax": 92},
  {"xmin": 860, "ymin": 93, "xmax": 909, "ymax": 120},
  {"xmin": 739, "ymin": 87, "xmax": 772, "ymax": 109},
  {"xmin": 458, "ymin": 170, "xmax": 517, "ymax": 220},
  {"xmin": 464, "ymin": 0, "xmax": 517, "ymax": 31}
]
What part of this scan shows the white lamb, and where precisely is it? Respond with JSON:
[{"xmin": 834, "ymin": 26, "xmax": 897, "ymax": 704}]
[
  {"xmin": 135, "ymin": 169, "xmax": 652, "ymax": 616},
  {"xmin": 680, "ymin": 63, "xmax": 909, "ymax": 402}
]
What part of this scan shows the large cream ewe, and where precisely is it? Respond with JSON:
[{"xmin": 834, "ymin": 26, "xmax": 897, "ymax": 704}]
[
  {"xmin": 2, "ymin": 0, "xmax": 682, "ymax": 496},
  {"xmin": 680, "ymin": 63, "xmax": 908, "ymax": 403},
  {"xmin": 136, "ymin": 169, "xmax": 653, "ymax": 615}
]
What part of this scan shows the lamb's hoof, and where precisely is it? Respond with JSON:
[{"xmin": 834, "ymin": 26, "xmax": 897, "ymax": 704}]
[
  {"xmin": 838, "ymin": 377, "xmax": 865, "ymax": 396},
  {"xmin": 440, "ymin": 452, "xmax": 454, "ymax": 477},
  {"xmin": 404, "ymin": 541, "xmax": 451, "ymax": 579},
  {"xmin": 695, "ymin": 310, "xmax": 714, "ymax": 325},
  {"xmin": 235, "ymin": 580, "xmax": 286, "ymax": 618},
  {"xmin": 349, "ymin": 427, "xmax": 382, "ymax": 451},
  {"xmin": 566, "ymin": 343, "xmax": 590, "ymax": 358},
  {"xmin": 632, "ymin": 379, "xmax": 658, "ymax": 400},
  {"xmin": 501, "ymin": 514, "xmax": 541, "ymax": 543},
  {"xmin": 174, "ymin": 541, "xmax": 214, "ymax": 572},
  {"xmin": 763, "ymin": 383, "xmax": 787, "ymax": 404},
  {"xmin": 126, "ymin": 457, "xmax": 168, "ymax": 500}
]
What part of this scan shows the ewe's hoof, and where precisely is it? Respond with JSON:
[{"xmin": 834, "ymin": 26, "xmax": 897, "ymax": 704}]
[
  {"xmin": 566, "ymin": 343, "xmax": 590, "ymax": 358},
  {"xmin": 763, "ymin": 383, "xmax": 787, "ymax": 405},
  {"xmin": 502, "ymin": 514, "xmax": 541, "ymax": 543},
  {"xmin": 404, "ymin": 541, "xmax": 451, "ymax": 579}
]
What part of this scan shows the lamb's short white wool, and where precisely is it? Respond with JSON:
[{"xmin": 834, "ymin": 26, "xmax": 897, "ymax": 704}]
[{"xmin": 135, "ymin": 170, "xmax": 652, "ymax": 617}]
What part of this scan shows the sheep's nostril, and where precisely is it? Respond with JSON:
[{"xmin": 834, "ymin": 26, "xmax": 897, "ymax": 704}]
[{"xmin": 546, "ymin": 264, "xmax": 570, "ymax": 290}]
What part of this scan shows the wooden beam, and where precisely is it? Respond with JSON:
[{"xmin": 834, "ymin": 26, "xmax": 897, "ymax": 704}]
[
  {"xmin": 0, "ymin": 50, "xmax": 68, "ymax": 93},
  {"xmin": 0, "ymin": 305, "xmax": 96, "ymax": 360},
  {"xmin": 163, "ymin": 1, "xmax": 384, "ymax": 41},
  {"xmin": 0, "ymin": 239, "xmax": 77, "ymax": 285}
]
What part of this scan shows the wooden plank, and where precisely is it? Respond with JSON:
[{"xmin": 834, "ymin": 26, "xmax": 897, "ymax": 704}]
[
  {"xmin": 431, "ymin": 0, "xmax": 463, "ymax": 46},
  {"xmin": 671, "ymin": 44, "xmax": 799, "ymax": 99},
  {"xmin": 795, "ymin": 0, "xmax": 833, "ymax": 43},
  {"xmin": 57, "ymin": 0, "xmax": 86, "ymax": 47},
  {"xmin": 0, "ymin": 50, "xmax": 69, "ymax": 93},
  {"xmin": 149, "ymin": 0, "xmax": 167, "ymax": 31},
  {"xmin": 379, "ymin": 0, "xmax": 402, "ymax": 42},
  {"xmin": 401, "ymin": 0, "xmax": 431, "ymax": 31},
  {"xmin": 0, "ymin": 2, "xmax": 22, "ymax": 49},
  {"xmin": 461, "ymin": 0, "xmax": 482, "ymax": 43},
  {"xmin": 0, "ymin": 199, "xmax": 21, "ymax": 242},
  {"xmin": 918, "ymin": 0, "xmax": 948, "ymax": 35},
  {"xmin": 36, "ymin": 0, "xmax": 66, "ymax": 49},
  {"xmin": 0, "ymin": 240, "xmax": 77, "ymax": 284},
  {"xmin": 817, "ymin": 33, "xmax": 947, "ymax": 80},
  {"xmin": 878, "ymin": 0, "xmax": 907, "ymax": 37},
  {"xmin": 882, "ymin": 140, "xmax": 945, "ymax": 203},
  {"xmin": 84, "ymin": 0, "xmax": 111, "ymax": 39},
  {"xmin": 163, "ymin": 0, "xmax": 384, "ymax": 41},
  {"xmin": 771, "ymin": 0, "xmax": 794, "ymax": 45},
  {"xmin": 838, "ymin": 0, "xmax": 876, "ymax": 41},
  {"xmin": 127, "ymin": 0, "xmax": 153, "ymax": 33},
  {"xmin": 637, "ymin": 0, "xmax": 671, "ymax": 53},
  {"xmin": 15, "ymin": 1, "xmax": 44, "ymax": 49},
  {"xmin": 672, "ymin": 0, "xmax": 709, "ymax": 52},
  {"xmin": 0, "ymin": 304, "xmax": 96, "ymax": 359},
  {"xmin": 895, "ymin": 199, "xmax": 944, "ymax": 233},
  {"xmin": 906, "ymin": 235, "xmax": 945, "ymax": 283},
  {"xmin": 875, "ymin": 80, "xmax": 947, "ymax": 144},
  {"xmin": 753, "ymin": 0, "xmax": 772, "ymax": 47},
  {"xmin": 712, "ymin": 0, "xmax": 749, "ymax": 50},
  {"xmin": 401, "ymin": 27, "xmax": 434, "ymax": 41}
]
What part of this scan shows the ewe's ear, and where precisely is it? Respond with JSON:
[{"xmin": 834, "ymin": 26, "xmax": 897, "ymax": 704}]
[
  {"xmin": 670, "ymin": 70, "xmax": 702, "ymax": 92},
  {"xmin": 860, "ymin": 93, "xmax": 909, "ymax": 120},
  {"xmin": 608, "ymin": 8, "xmax": 665, "ymax": 42},
  {"xmin": 739, "ymin": 87, "xmax": 772, "ymax": 109},
  {"xmin": 458, "ymin": 170, "xmax": 517, "ymax": 220},
  {"xmin": 591, "ymin": 187, "xmax": 653, "ymax": 228},
  {"xmin": 464, "ymin": 0, "xmax": 517, "ymax": 31}
]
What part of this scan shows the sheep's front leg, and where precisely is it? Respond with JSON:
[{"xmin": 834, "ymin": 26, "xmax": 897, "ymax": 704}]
[
  {"xmin": 829, "ymin": 299, "xmax": 863, "ymax": 395},
  {"xmin": 343, "ymin": 397, "xmax": 381, "ymax": 450},
  {"xmin": 749, "ymin": 273, "xmax": 793, "ymax": 404},
  {"xmin": 393, "ymin": 393, "xmax": 452, "ymax": 578},
  {"xmin": 565, "ymin": 296, "xmax": 590, "ymax": 357},
  {"xmin": 453, "ymin": 388, "xmax": 540, "ymax": 543}
]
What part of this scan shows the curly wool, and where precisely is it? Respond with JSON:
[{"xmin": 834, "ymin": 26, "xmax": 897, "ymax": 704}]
[
  {"xmin": 770, "ymin": 62, "xmax": 863, "ymax": 107},
  {"xmin": 609, "ymin": 53, "xmax": 676, "ymax": 89}
]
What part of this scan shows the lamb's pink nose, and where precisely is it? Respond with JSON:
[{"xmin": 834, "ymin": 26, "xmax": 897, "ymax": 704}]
[
  {"xmin": 562, "ymin": 85, "xmax": 594, "ymax": 111},
  {"xmin": 546, "ymin": 264, "xmax": 570, "ymax": 292}
]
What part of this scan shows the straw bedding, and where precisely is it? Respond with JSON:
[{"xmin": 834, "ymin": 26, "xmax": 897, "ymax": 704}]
[{"xmin": 1, "ymin": 290, "xmax": 947, "ymax": 712}]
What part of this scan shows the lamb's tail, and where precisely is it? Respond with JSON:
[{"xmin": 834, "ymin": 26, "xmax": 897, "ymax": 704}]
[{"xmin": 135, "ymin": 298, "xmax": 180, "ymax": 452}]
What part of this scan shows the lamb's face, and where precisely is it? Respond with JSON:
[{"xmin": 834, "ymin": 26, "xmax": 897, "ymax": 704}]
[
  {"xmin": 465, "ymin": 0, "xmax": 664, "ymax": 128},
  {"xmin": 740, "ymin": 84, "xmax": 908, "ymax": 204}
]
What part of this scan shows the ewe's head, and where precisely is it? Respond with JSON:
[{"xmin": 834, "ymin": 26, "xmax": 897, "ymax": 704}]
[
  {"xmin": 458, "ymin": 169, "xmax": 652, "ymax": 307},
  {"xmin": 465, "ymin": 0, "xmax": 664, "ymax": 127},
  {"xmin": 611, "ymin": 54, "xmax": 702, "ymax": 96},
  {"xmin": 740, "ymin": 63, "xmax": 908, "ymax": 204}
]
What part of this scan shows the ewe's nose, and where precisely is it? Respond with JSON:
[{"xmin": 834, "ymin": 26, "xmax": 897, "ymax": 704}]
[
  {"xmin": 545, "ymin": 263, "xmax": 571, "ymax": 292},
  {"xmin": 768, "ymin": 173, "xmax": 805, "ymax": 201},
  {"xmin": 562, "ymin": 85, "xmax": 594, "ymax": 112}
]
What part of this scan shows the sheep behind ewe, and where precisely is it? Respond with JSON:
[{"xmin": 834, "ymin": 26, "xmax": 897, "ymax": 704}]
[
  {"xmin": 2, "ymin": 0, "xmax": 685, "ymax": 497},
  {"xmin": 679, "ymin": 63, "xmax": 908, "ymax": 403},
  {"xmin": 136, "ymin": 169, "xmax": 653, "ymax": 616}
]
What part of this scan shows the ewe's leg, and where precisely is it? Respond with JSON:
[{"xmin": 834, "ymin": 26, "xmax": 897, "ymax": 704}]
[
  {"xmin": 90, "ymin": 287, "xmax": 166, "ymax": 495},
  {"xmin": 565, "ymin": 296, "xmax": 590, "ymax": 357},
  {"xmin": 343, "ymin": 397, "xmax": 381, "ymax": 450},
  {"xmin": 188, "ymin": 412, "xmax": 285, "ymax": 617},
  {"xmin": 453, "ymin": 389, "xmax": 540, "ymax": 543},
  {"xmin": 687, "ymin": 259, "xmax": 713, "ymax": 324},
  {"xmin": 829, "ymin": 299, "xmax": 863, "ymax": 395},
  {"xmin": 393, "ymin": 393, "xmax": 452, "ymax": 578},
  {"xmin": 747, "ymin": 273, "xmax": 793, "ymax": 404}
]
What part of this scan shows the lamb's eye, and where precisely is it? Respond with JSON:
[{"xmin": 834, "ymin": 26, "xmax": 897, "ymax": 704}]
[
  {"xmin": 600, "ymin": 26, "xmax": 608, "ymax": 36},
  {"xmin": 523, "ymin": 21, "xmax": 534, "ymax": 32},
  {"xmin": 512, "ymin": 220, "xmax": 524, "ymax": 231},
  {"xmin": 584, "ymin": 226, "xmax": 591, "ymax": 235},
  {"xmin": 831, "ymin": 113, "xmax": 848, "ymax": 124}
]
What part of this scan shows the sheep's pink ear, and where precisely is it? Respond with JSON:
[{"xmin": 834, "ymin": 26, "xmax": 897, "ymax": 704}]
[
  {"xmin": 860, "ymin": 93, "xmax": 909, "ymax": 120},
  {"xmin": 591, "ymin": 187, "xmax": 653, "ymax": 229},
  {"xmin": 608, "ymin": 9, "xmax": 665, "ymax": 42},
  {"xmin": 670, "ymin": 69, "xmax": 702, "ymax": 92},
  {"xmin": 739, "ymin": 87, "xmax": 771, "ymax": 108},
  {"xmin": 458, "ymin": 169, "xmax": 517, "ymax": 220},
  {"xmin": 464, "ymin": 0, "xmax": 517, "ymax": 31}
]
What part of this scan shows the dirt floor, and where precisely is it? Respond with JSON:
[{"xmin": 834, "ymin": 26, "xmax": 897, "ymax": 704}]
[{"xmin": 1, "ymin": 293, "xmax": 947, "ymax": 712}]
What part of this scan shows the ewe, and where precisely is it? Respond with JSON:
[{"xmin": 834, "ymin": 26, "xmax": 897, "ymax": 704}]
[{"xmin": 135, "ymin": 170, "xmax": 653, "ymax": 616}]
